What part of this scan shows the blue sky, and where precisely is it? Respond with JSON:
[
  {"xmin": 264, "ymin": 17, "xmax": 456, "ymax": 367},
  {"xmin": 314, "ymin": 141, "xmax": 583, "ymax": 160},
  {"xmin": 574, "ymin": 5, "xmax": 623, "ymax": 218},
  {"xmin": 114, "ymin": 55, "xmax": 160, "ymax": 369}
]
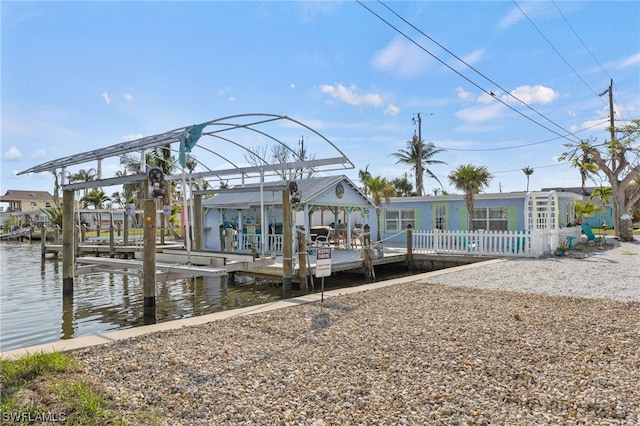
[{"xmin": 2, "ymin": 1, "xmax": 639, "ymax": 199}]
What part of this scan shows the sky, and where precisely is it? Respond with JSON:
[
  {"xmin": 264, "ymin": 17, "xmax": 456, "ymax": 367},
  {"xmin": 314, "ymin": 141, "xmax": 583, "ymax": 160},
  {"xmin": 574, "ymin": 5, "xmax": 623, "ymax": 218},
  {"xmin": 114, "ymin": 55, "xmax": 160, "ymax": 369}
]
[{"xmin": 2, "ymin": 1, "xmax": 639, "ymax": 201}]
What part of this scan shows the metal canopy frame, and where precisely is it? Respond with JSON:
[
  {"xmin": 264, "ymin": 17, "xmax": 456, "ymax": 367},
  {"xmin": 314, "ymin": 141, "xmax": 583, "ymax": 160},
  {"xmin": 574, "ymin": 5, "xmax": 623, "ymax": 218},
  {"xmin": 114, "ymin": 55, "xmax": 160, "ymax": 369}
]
[{"xmin": 17, "ymin": 113, "xmax": 355, "ymax": 188}]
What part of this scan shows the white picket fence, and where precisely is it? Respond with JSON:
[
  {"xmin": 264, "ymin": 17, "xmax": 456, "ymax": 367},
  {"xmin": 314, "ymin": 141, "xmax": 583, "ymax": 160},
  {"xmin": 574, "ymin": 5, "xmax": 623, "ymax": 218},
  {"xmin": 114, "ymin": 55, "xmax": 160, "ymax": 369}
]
[{"xmin": 411, "ymin": 227, "xmax": 582, "ymax": 258}]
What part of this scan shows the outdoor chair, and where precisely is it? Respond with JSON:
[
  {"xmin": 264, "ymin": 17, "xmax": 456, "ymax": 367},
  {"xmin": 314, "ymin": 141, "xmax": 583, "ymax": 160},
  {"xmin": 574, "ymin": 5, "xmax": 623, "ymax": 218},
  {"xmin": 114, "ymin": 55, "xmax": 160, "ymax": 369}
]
[{"xmin": 582, "ymin": 224, "xmax": 604, "ymax": 245}]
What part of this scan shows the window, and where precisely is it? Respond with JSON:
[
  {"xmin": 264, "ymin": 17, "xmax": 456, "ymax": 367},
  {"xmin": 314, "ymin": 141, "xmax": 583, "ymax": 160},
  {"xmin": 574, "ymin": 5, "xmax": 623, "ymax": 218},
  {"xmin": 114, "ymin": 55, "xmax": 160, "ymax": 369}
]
[
  {"xmin": 473, "ymin": 207, "xmax": 508, "ymax": 231},
  {"xmin": 45, "ymin": 202, "xmax": 52, "ymax": 208},
  {"xmin": 385, "ymin": 209, "xmax": 415, "ymax": 232},
  {"xmin": 30, "ymin": 201, "xmax": 38, "ymax": 208},
  {"xmin": 434, "ymin": 204, "xmax": 447, "ymax": 230}
]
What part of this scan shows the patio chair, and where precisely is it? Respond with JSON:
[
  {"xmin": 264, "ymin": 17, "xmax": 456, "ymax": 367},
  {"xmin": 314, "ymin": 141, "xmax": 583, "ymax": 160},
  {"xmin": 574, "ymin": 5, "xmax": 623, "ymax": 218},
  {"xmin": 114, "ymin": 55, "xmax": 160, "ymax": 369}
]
[{"xmin": 582, "ymin": 224, "xmax": 604, "ymax": 245}]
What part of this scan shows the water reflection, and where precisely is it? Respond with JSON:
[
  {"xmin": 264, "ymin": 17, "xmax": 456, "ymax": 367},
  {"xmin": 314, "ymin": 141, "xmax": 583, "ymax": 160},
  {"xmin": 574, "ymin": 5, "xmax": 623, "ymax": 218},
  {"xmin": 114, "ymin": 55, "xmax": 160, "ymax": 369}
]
[
  {"xmin": 62, "ymin": 293, "xmax": 74, "ymax": 340},
  {"xmin": 1, "ymin": 243, "xmax": 282, "ymax": 352},
  {"xmin": 1, "ymin": 242, "xmax": 414, "ymax": 353}
]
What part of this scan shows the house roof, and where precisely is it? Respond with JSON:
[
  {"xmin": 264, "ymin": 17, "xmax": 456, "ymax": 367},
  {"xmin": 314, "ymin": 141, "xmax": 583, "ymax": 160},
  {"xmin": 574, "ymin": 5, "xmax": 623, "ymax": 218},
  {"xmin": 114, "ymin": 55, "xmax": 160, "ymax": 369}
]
[
  {"xmin": 202, "ymin": 175, "xmax": 372, "ymax": 209},
  {"xmin": 0, "ymin": 190, "xmax": 54, "ymax": 202},
  {"xmin": 388, "ymin": 190, "xmax": 583, "ymax": 204}
]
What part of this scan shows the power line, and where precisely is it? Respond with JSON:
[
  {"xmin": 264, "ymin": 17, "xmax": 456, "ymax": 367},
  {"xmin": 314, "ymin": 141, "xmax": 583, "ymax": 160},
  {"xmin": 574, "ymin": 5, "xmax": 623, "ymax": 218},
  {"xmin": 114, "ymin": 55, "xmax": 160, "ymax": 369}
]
[
  {"xmin": 364, "ymin": 0, "xmax": 581, "ymax": 144},
  {"xmin": 551, "ymin": 2, "xmax": 632, "ymax": 124},
  {"xmin": 514, "ymin": 0, "xmax": 607, "ymax": 106},
  {"xmin": 551, "ymin": 1, "xmax": 611, "ymax": 80},
  {"xmin": 438, "ymin": 119, "xmax": 608, "ymax": 152}
]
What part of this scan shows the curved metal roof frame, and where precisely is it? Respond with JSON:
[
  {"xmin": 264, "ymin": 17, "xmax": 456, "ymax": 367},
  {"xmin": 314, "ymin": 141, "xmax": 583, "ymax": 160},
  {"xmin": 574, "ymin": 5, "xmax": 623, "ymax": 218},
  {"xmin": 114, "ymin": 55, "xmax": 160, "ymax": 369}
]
[{"xmin": 17, "ymin": 113, "xmax": 355, "ymax": 179}]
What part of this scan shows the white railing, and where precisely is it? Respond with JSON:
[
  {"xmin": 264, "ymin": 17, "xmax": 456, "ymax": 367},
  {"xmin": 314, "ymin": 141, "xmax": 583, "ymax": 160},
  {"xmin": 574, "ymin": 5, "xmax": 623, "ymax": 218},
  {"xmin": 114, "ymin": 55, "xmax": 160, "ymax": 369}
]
[
  {"xmin": 236, "ymin": 233, "xmax": 283, "ymax": 254},
  {"xmin": 412, "ymin": 227, "xmax": 582, "ymax": 258}
]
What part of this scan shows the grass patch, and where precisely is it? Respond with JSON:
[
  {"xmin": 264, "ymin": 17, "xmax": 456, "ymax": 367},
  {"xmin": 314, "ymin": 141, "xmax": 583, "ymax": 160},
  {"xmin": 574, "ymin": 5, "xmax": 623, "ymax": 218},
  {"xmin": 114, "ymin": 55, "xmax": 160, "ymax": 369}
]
[{"xmin": 1, "ymin": 351, "xmax": 162, "ymax": 425}]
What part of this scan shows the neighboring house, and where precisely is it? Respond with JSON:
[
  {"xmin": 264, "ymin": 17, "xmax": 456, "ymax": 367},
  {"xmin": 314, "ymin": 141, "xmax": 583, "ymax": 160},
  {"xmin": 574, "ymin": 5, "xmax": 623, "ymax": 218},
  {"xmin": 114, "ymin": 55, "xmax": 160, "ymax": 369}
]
[
  {"xmin": 0, "ymin": 190, "xmax": 55, "ymax": 228},
  {"xmin": 542, "ymin": 186, "xmax": 614, "ymax": 228},
  {"xmin": 0, "ymin": 190, "xmax": 54, "ymax": 213},
  {"xmin": 201, "ymin": 175, "xmax": 374, "ymax": 252},
  {"xmin": 378, "ymin": 190, "xmax": 582, "ymax": 244}
]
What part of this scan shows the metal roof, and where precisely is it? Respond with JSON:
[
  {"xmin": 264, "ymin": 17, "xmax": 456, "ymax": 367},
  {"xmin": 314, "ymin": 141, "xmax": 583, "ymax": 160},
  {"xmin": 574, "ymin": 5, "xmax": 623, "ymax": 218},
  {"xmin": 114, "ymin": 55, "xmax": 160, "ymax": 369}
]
[
  {"xmin": 202, "ymin": 176, "xmax": 373, "ymax": 209},
  {"xmin": 17, "ymin": 113, "xmax": 355, "ymax": 187}
]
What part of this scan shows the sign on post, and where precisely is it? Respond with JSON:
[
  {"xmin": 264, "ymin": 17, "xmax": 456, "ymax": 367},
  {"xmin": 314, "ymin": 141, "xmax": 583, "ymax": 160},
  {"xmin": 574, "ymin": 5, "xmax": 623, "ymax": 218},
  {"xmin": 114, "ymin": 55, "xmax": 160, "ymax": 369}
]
[{"xmin": 315, "ymin": 247, "xmax": 332, "ymax": 278}]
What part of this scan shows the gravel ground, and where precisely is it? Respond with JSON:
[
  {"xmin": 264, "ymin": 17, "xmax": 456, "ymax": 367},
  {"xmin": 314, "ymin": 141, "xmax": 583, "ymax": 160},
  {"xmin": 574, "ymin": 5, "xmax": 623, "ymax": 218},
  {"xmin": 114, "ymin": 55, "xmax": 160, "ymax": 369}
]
[{"xmin": 71, "ymin": 240, "xmax": 640, "ymax": 425}]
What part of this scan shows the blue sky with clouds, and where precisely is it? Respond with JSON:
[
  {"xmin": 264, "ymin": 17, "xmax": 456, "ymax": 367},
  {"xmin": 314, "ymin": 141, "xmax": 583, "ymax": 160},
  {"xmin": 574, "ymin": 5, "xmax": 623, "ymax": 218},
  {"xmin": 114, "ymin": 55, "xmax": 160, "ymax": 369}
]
[{"xmin": 2, "ymin": 1, "xmax": 639, "ymax": 199}]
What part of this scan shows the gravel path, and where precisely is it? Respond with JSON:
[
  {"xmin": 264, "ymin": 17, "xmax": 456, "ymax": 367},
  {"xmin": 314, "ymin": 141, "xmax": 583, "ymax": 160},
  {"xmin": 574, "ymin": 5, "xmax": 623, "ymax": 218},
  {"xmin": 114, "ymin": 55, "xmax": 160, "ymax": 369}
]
[{"xmin": 72, "ymin": 240, "xmax": 640, "ymax": 425}]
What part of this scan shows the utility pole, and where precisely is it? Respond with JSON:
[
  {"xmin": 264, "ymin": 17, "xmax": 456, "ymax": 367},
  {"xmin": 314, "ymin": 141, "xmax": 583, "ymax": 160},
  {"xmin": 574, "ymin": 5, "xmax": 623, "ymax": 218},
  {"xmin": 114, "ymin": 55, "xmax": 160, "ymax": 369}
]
[
  {"xmin": 599, "ymin": 79, "xmax": 620, "ymax": 235},
  {"xmin": 413, "ymin": 113, "xmax": 424, "ymax": 196}
]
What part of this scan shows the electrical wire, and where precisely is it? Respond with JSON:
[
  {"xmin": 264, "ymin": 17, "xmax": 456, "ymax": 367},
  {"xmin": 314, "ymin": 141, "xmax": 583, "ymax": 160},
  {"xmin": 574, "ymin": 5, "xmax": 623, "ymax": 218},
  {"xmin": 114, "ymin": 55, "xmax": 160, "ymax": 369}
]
[
  {"xmin": 514, "ymin": 1, "xmax": 607, "ymax": 106},
  {"xmin": 365, "ymin": 0, "xmax": 581, "ymax": 144},
  {"xmin": 551, "ymin": 2, "xmax": 632, "ymax": 124},
  {"xmin": 438, "ymin": 119, "xmax": 608, "ymax": 152}
]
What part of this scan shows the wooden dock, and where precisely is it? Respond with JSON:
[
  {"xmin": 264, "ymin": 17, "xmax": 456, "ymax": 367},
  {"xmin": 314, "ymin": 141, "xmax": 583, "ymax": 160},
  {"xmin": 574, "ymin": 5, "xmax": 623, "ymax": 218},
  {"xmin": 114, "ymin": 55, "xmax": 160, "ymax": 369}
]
[{"xmin": 74, "ymin": 248, "xmax": 277, "ymax": 280}]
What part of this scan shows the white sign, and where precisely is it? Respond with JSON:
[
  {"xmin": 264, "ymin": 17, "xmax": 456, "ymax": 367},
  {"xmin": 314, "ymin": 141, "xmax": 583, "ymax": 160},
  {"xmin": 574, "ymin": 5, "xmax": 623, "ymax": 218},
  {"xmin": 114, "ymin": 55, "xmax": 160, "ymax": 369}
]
[{"xmin": 315, "ymin": 247, "xmax": 332, "ymax": 278}]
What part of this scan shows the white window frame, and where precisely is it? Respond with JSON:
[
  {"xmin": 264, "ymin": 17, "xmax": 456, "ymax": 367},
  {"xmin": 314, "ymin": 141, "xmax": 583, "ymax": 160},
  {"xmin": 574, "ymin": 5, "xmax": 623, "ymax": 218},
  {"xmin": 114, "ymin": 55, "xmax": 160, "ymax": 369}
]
[
  {"xmin": 472, "ymin": 207, "xmax": 508, "ymax": 231},
  {"xmin": 385, "ymin": 209, "xmax": 415, "ymax": 232}
]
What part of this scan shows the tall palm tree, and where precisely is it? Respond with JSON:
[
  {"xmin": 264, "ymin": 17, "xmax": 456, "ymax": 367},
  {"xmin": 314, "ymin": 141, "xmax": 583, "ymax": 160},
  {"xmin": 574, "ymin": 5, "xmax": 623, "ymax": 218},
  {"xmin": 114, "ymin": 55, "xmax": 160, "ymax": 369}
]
[
  {"xmin": 358, "ymin": 165, "xmax": 372, "ymax": 197},
  {"xmin": 391, "ymin": 138, "xmax": 446, "ymax": 196},
  {"xmin": 391, "ymin": 176, "xmax": 413, "ymax": 197},
  {"xmin": 68, "ymin": 168, "xmax": 97, "ymax": 196},
  {"xmin": 447, "ymin": 164, "xmax": 493, "ymax": 231},
  {"xmin": 522, "ymin": 166, "xmax": 534, "ymax": 192},
  {"xmin": 367, "ymin": 175, "xmax": 396, "ymax": 241},
  {"xmin": 81, "ymin": 189, "xmax": 111, "ymax": 236}
]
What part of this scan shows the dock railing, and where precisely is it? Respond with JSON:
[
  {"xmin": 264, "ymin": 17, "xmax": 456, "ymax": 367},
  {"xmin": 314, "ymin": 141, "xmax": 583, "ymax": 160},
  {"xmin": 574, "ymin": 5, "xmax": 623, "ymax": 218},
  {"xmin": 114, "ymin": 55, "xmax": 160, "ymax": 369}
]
[{"xmin": 412, "ymin": 227, "xmax": 582, "ymax": 258}]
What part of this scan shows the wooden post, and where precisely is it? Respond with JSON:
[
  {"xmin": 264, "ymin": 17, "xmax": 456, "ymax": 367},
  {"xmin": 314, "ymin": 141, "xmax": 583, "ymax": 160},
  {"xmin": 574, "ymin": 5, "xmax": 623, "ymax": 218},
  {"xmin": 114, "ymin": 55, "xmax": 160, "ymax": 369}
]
[
  {"xmin": 406, "ymin": 224, "xmax": 413, "ymax": 270},
  {"xmin": 194, "ymin": 194, "xmax": 203, "ymax": 250},
  {"xmin": 282, "ymin": 190, "xmax": 293, "ymax": 298},
  {"xmin": 123, "ymin": 209, "xmax": 129, "ymax": 246},
  {"xmin": 109, "ymin": 222, "xmax": 115, "ymax": 258},
  {"xmin": 160, "ymin": 211, "xmax": 166, "ymax": 245},
  {"xmin": 224, "ymin": 225, "xmax": 234, "ymax": 252},
  {"xmin": 143, "ymin": 199, "xmax": 157, "ymax": 324},
  {"xmin": 62, "ymin": 190, "xmax": 75, "ymax": 295},
  {"xmin": 363, "ymin": 247, "xmax": 375, "ymax": 282},
  {"xmin": 297, "ymin": 229, "xmax": 308, "ymax": 292},
  {"xmin": 41, "ymin": 224, "xmax": 46, "ymax": 258}
]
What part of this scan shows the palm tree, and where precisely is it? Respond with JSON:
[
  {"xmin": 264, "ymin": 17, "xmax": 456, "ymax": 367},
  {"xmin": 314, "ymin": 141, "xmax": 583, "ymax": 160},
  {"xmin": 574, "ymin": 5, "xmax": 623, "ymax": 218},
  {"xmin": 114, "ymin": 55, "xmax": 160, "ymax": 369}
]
[
  {"xmin": 367, "ymin": 175, "xmax": 396, "ymax": 241},
  {"xmin": 81, "ymin": 189, "xmax": 111, "ymax": 236},
  {"xmin": 560, "ymin": 146, "xmax": 598, "ymax": 195},
  {"xmin": 522, "ymin": 166, "xmax": 534, "ymax": 192},
  {"xmin": 574, "ymin": 201, "xmax": 603, "ymax": 225},
  {"xmin": 391, "ymin": 176, "xmax": 413, "ymax": 197},
  {"xmin": 358, "ymin": 165, "xmax": 372, "ymax": 196},
  {"xmin": 590, "ymin": 185, "xmax": 613, "ymax": 227},
  {"xmin": 68, "ymin": 168, "xmax": 97, "ymax": 195},
  {"xmin": 447, "ymin": 164, "xmax": 493, "ymax": 231},
  {"xmin": 391, "ymin": 137, "xmax": 446, "ymax": 196}
]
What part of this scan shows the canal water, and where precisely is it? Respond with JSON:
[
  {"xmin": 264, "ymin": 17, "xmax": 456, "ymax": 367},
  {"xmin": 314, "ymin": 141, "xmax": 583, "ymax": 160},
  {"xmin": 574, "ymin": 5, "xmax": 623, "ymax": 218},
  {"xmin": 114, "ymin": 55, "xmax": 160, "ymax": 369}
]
[
  {"xmin": 0, "ymin": 242, "xmax": 285, "ymax": 352},
  {"xmin": 0, "ymin": 242, "xmax": 415, "ymax": 352}
]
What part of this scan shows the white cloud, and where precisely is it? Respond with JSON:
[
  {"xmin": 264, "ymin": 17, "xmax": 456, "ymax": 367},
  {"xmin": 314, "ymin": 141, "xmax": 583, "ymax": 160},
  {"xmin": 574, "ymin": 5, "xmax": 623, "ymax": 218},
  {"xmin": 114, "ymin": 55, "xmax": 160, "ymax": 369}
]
[
  {"xmin": 384, "ymin": 104, "xmax": 400, "ymax": 116},
  {"xmin": 290, "ymin": 82, "xmax": 296, "ymax": 89},
  {"xmin": 372, "ymin": 37, "xmax": 431, "ymax": 78},
  {"xmin": 460, "ymin": 49, "xmax": 484, "ymax": 66},
  {"xmin": 506, "ymin": 85, "xmax": 558, "ymax": 105},
  {"xmin": 455, "ymin": 87, "xmax": 473, "ymax": 101},
  {"xmin": 618, "ymin": 52, "xmax": 640, "ymax": 69},
  {"xmin": 455, "ymin": 102, "xmax": 506, "ymax": 123},
  {"xmin": 101, "ymin": 92, "xmax": 111, "ymax": 104},
  {"xmin": 477, "ymin": 91, "xmax": 499, "ymax": 104},
  {"xmin": 229, "ymin": 96, "xmax": 237, "ymax": 102},
  {"xmin": 123, "ymin": 93, "xmax": 133, "ymax": 101},
  {"xmin": 3, "ymin": 146, "xmax": 22, "ymax": 160},
  {"xmin": 497, "ymin": 2, "xmax": 540, "ymax": 31},
  {"xmin": 320, "ymin": 84, "xmax": 383, "ymax": 108}
]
